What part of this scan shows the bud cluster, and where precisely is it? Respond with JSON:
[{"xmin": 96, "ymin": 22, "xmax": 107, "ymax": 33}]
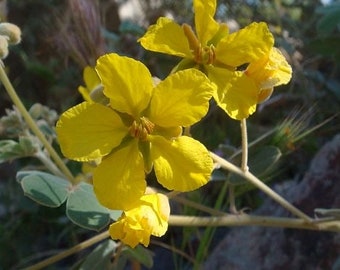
[{"xmin": 0, "ymin": 22, "xmax": 21, "ymax": 59}]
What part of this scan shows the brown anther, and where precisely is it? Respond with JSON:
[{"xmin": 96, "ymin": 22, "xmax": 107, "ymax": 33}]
[{"xmin": 129, "ymin": 117, "xmax": 155, "ymax": 141}]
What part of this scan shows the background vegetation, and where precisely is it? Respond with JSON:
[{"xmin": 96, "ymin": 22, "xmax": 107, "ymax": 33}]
[{"xmin": 0, "ymin": 0, "xmax": 339, "ymax": 269}]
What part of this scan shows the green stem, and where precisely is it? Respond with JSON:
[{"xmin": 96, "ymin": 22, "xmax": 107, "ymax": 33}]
[
  {"xmin": 170, "ymin": 193, "xmax": 227, "ymax": 217},
  {"xmin": 34, "ymin": 151, "xmax": 65, "ymax": 178},
  {"xmin": 210, "ymin": 152, "xmax": 312, "ymax": 222},
  {"xmin": 228, "ymin": 118, "xmax": 249, "ymax": 213},
  {"xmin": 23, "ymin": 231, "xmax": 110, "ymax": 270},
  {"xmin": 0, "ymin": 63, "xmax": 75, "ymax": 184},
  {"xmin": 169, "ymin": 215, "xmax": 339, "ymax": 232},
  {"xmin": 240, "ymin": 118, "xmax": 248, "ymax": 172}
]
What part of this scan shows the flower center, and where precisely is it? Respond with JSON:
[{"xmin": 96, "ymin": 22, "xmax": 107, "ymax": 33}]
[
  {"xmin": 129, "ymin": 117, "xmax": 155, "ymax": 141},
  {"xmin": 182, "ymin": 23, "xmax": 216, "ymax": 65},
  {"xmin": 196, "ymin": 44, "xmax": 216, "ymax": 65}
]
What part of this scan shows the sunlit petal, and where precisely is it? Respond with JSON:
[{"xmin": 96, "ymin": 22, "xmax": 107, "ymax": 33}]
[
  {"xmin": 216, "ymin": 22, "xmax": 274, "ymax": 67},
  {"xmin": 96, "ymin": 53, "xmax": 153, "ymax": 118},
  {"xmin": 246, "ymin": 47, "xmax": 292, "ymax": 89},
  {"xmin": 56, "ymin": 102, "xmax": 128, "ymax": 161},
  {"xmin": 148, "ymin": 69, "xmax": 214, "ymax": 127},
  {"xmin": 150, "ymin": 135, "xmax": 213, "ymax": 191},
  {"xmin": 139, "ymin": 17, "xmax": 192, "ymax": 58},
  {"xmin": 109, "ymin": 193, "xmax": 170, "ymax": 248},
  {"xmin": 207, "ymin": 66, "xmax": 258, "ymax": 119},
  {"xmin": 194, "ymin": 0, "xmax": 220, "ymax": 44},
  {"xmin": 93, "ymin": 141, "xmax": 146, "ymax": 211}
]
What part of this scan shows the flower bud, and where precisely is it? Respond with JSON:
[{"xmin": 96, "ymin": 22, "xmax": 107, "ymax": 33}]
[
  {"xmin": 0, "ymin": 35, "xmax": 8, "ymax": 59},
  {"xmin": 0, "ymin": 22, "xmax": 21, "ymax": 44}
]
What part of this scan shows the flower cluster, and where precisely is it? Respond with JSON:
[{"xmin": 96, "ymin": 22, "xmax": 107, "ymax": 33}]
[
  {"xmin": 56, "ymin": 0, "xmax": 292, "ymax": 248},
  {"xmin": 139, "ymin": 0, "xmax": 292, "ymax": 119}
]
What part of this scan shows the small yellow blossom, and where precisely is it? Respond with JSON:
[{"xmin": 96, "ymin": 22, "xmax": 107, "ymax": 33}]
[
  {"xmin": 245, "ymin": 47, "xmax": 292, "ymax": 103},
  {"xmin": 138, "ymin": 0, "xmax": 284, "ymax": 119},
  {"xmin": 56, "ymin": 53, "xmax": 214, "ymax": 210},
  {"xmin": 109, "ymin": 193, "xmax": 170, "ymax": 248}
]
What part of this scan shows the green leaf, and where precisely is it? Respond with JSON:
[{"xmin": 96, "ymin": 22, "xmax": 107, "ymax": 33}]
[
  {"xmin": 229, "ymin": 146, "xmax": 281, "ymax": 185},
  {"xmin": 109, "ymin": 209, "xmax": 123, "ymax": 221},
  {"xmin": 0, "ymin": 140, "xmax": 25, "ymax": 163},
  {"xmin": 79, "ymin": 239, "xmax": 117, "ymax": 270},
  {"xmin": 66, "ymin": 182, "xmax": 110, "ymax": 231},
  {"xmin": 308, "ymin": 36, "xmax": 340, "ymax": 61},
  {"xmin": 121, "ymin": 245, "xmax": 153, "ymax": 268},
  {"xmin": 316, "ymin": 5, "xmax": 340, "ymax": 37},
  {"xmin": 18, "ymin": 170, "xmax": 70, "ymax": 207},
  {"xmin": 210, "ymin": 169, "xmax": 228, "ymax": 181}
]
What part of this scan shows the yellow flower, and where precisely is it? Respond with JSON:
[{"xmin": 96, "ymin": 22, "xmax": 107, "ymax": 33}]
[
  {"xmin": 56, "ymin": 53, "xmax": 214, "ymax": 210},
  {"xmin": 78, "ymin": 66, "xmax": 109, "ymax": 104},
  {"xmin": 109, "ymin": 193, "xmax": 170, "ymax": 248},
  {"xmin": 139, "ymin": 0, "xmax": 277, "ymax": 119},
  {"xmin": 245, "ymin": 47, "xmax": 292, "ymax": 103}
]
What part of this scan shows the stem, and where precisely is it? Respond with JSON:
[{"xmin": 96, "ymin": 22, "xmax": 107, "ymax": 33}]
[
  {"xmin": 0, "ymin": 63, "xmax": 75, "ymax": 184},
  {"xmin": 170, "ymin": 194, "xmax": 227, "ymax": 217},
  {"xmin": 229, "ymin": 127, "xmax": 277, "ymax": 161},
  {"xmin": 240, "ymin": 118, "xmax": 248, "ymax": 172},
  {"xmin": 23, "ymin": 230, "xmax": 110, "ymax": 270},
  {"xmin": 169, "ymin": 215, "xmax": 339, "ymax": 232},
  {"xmin": 34, "ymin": 151, "xmax": 66, "ymax": 178},
  {"xmin": 229, "ymin": 119, "xmax": 248, "ymax": 213},
  {"xmin": 210, "ymin": 152, "xmax": 312, "ymax": 222}
]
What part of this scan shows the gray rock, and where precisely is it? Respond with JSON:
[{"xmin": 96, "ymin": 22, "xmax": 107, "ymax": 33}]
[{"xmin": 203, "ymin": 134, "xmax": 340, "ymax": 270}]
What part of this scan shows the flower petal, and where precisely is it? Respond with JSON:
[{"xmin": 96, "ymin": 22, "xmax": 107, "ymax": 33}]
[
  {"xmin": 139, "ymin": 17, "xmax": 192, "ymax": 58},
  {"xmin": 148, "ymin": 69, "xmax": 214, "ymax": 127},
  {"xmin": 93, "ymin": 140, "xmax": 146, "ymax": 211},
  {"xmin": 150, "ymin": 135, "xmax": 213, "ymax": 191},
  {"xmin": 109, "ymin": 217, "xmax": 147, "ymax": 248},
  {"xmin": 109, "ymin": 193, "xmax": 169, "ymax": 248},
  {"xmin": 95, "ymin": 53, "xmax": 153, "ymax": 118},
  {"xmin": 141, "ymin": 193, "xmax": 170, "ymax": 236},
  {"xmin": 56, "ymin": 102, "xmax": 128, "ymax": 161},
  {"xmin": 246, "ymin": 47, "xmax": 292, "ymax": 89},
  {"xmin": 216, "ymin": 22, "xmax": 274, "ymax": 67},
  {"xmin": 125, "ymin": 194, "xmax": 169, "ymax": 237},
  {"xmin": 84, "ymin": 66, "xmax": 101, "ymax": 91},
  {"xmin": 207, "ymin": 66, "xmax": 258, "ymax": 119},
  {"xmin": 194, "ymin": 0, "xmax": 220, "ymax": 45}
]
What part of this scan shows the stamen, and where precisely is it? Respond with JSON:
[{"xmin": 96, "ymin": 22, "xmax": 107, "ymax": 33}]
[
  {"xmin": 182, "ymin": 23, "xmax": 216, "ymax": 65},
  {"xmin": 129, "ymin": 117, "xmax": 155, "ymax": 141},
  {"xmin": 182, "ymin": 23, "xmax": 200, "ymax": 53}
]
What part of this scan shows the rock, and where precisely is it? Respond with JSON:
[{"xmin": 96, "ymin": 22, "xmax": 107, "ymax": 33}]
[{"xmin": 203, "ymin": 134, "xmax": 340, "ymax": 270}]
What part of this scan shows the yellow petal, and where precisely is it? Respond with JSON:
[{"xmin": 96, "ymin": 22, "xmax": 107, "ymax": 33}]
[
  {"xmin": 142, "ymin": 193, "xmax": 169, "ymax": 236},
  {"xmin": 149, "ymin": 135, "xmax": 213, "ymax": 191},
  {"xmin": 125, "ymin": 194, "xmax": 169, "ymax": 237},
  {"xmin": 194, "ymin": 0, "xmax": 220, "ymax": 45},
  {"xmin": 207, "ymin": 66, "xmax": 258, "ymax": 119},
  {"xmin": 78, "ymin": 85, "xmax": 92, "ymax": 102},
  {"xmin": 216, "ymin": 22, "xmax": 274, "ymax": 67},
  {"xmin": 78, "ymin": 67, "xmax": 101, "ymax": 102},
  {"xmin": 148, "ymin": 69, "xmax": 214, "ymax": 127},
  {"xmin": 56, "ymin": 102, "xmax": 128, "ymax": 161},
  {"xmin": 109, "ymin": 193, "xmax": 170, "ymax": 248},
  {"xmin": 93, "ymin": 141, "xmax": 146, "ymax": 211},
  {"xmin": 95, "ymin": 53, "xmax": 153, "ymax": 118},
  {"xmin": 84, "ymin": 66, "xmax": 101, "ymax": 90},
  {"xmin": 139, "ymin": 17, "xmax": 192, "ymax": 58},
  {"xmin": 246, "ymin": 47, "xmax": 292, "ymax": 89},
  {"xmin": 109, "ymin": 217, "xmax": 147, "ymax": 248}
]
